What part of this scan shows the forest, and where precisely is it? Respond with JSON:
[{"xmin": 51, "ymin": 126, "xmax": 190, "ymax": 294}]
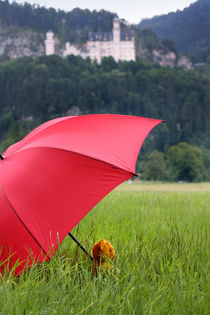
[
  {"xmin": 0, "ymin": 0, "xmax": 116, "ymax": 44},
  {"xmin": 0, "ymin": 0, "xmax": 174, "ymax": 60},
  {"xmin": 140, "ymin": 0, "xmax": 210, "ymax": 62},
  {"xmin": 0, "ymin": 55, "xmax": 209, "ymax": 181}
]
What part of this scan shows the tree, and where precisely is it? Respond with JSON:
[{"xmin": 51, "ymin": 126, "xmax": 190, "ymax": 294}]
[
  {"xmin": 0, "ymin": 123, "xmax": 24, "ymax": 153},
  {"xmin": 201, "ymin": 147, "xmax": 210, "ymax": 181},
  {"xmin": 0, "ymin": 56, "xmax": 209, "ymax": 154},
  {"xmin": 167, "ymin": 142, "xmax": 204, "ymax": 182},
  {"xmin": 101, "ymin": 57, "xmax": 117, "ymax": 72},
  {"xmin": 162, "ymin": 39, "xmax": 177, "ymax": 54},
  {"xmin": 143, "ymin": 150, "xmax": 168, "ymax": 180}
]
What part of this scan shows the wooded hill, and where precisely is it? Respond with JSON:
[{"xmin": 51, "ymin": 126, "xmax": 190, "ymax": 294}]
[
  {"xmin": 0, "ymin": 1, "xmax": 210, "ymax": 181},
  {"xmin": 0, "ymin": 55, "xmax": 209, "ymax": 150},
  {"xmin": 1, "ymin": 0, "xmax": 208, "ymax": 61},
  {"xmin": 140, "ymin": 0, "xmax": 210, "ymax": 62},
  {"xmin": 0, "ymin": 0, "xmax": 191, "ymax": 63},
  {"xmin": 0, "ymin": 0, "xmax": 115, "ymax": 45}
]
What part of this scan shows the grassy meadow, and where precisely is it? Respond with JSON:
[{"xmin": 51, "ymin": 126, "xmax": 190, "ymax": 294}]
[{"xmin": 0, "ymin": 182, "xmax": 209, "ymax": 314}]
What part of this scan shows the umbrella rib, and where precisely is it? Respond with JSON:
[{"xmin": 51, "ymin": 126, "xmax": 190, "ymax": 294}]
[
  {"xmin": 0, "ymin": 183, "xmax": 49, "ymax": 257},
  {"xmin": 68, "ymin": 232, "xmax": 94, "ymax": 261},
  {"xmin": 13, "ymin": 145, "xmax": 137, "ymax": 176}
]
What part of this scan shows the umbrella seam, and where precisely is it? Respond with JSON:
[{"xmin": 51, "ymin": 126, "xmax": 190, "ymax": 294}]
[
  {"xmin": 5, "ymin": 146, "xmax": 137, "ymax": 176},
  {"xmin": 3, "ymin": 114, "xmax": 153, "ymax": 157},
  {"xmin": 0, "ymin": 182, "xmax": 49, "ymax": 258},
  {"xmin": 2, "ymin": 116, "xmax": 73, "ymax": 157}
]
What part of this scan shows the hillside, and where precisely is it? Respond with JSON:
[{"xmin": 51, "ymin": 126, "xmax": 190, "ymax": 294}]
[
  {"xmin": 0, "ymin": 1, "xmax": 209, "ymax": 162},
  {"xmin": 0, "ymin": 1, "xmax": 116, "ymax": 44},
  {"xmin": 0, "ymin": 0, "xmax": 192, "ymax": 68},
  {"xmin": 0, "ymin": 55, "xmax": 209, "ymax": 152},
  {"xmin": 140, "ymin": 0, "xmax": 210, "ymax": 62}
]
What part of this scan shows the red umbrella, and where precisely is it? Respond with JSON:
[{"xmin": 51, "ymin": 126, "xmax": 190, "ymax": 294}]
[{"xmin": 0, "ymin": 114, "xmax": 162, "ymax": 275}]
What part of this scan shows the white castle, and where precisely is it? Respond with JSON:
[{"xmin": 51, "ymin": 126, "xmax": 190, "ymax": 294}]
[{"xmin": 45, "ymin": 17, "xmax": 136, "ymax": 63}]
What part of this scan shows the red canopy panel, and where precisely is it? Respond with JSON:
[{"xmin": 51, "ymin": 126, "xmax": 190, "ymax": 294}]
[{"xmin": 0, "ymin": 114, "xmax": 162, "ymax": 274}]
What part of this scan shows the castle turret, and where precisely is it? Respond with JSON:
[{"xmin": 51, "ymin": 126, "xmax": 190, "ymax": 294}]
[
  {"xmin": 113, "ymin": 17, "xmax": 120, "ymax": 61},
  {"xmin": 45, "ymin": 31, "xmax": 55, "ymax": 55},
  {"xmin": 113, "ymin": 17, "xmax": 120, "ymax": 42}
]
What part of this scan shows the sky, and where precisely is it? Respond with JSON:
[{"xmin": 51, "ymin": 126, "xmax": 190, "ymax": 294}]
[{"xmin": 11, "ymin": 0, "xmax": 197, "ymax": 24}]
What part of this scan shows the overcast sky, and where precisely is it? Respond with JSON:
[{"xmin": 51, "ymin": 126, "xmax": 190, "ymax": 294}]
[{"xmin": 11, "ymin": 0, "xmax": 197, "ymax": 24}]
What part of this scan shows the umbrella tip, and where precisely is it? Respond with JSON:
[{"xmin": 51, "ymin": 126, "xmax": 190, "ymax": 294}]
[{"xmin": 0, "ymin": 154, "xmax": 4, "ymax": 160}]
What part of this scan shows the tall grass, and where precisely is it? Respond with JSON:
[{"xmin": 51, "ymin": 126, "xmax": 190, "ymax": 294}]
[{"xmin": 0, "ymin": 183, "xmax": 209, "ymax": 314}]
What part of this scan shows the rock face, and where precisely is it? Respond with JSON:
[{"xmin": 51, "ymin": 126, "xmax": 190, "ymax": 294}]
[
  {"xmin": 0, "ymin": 26, "xmax": 44, "ymax": 60},
  {"xmin": 0, "ymin": 23, "xmax": 193, "ymax": 70},
  {"xmin": 137, "ymin": 45, "xmax": 193, "ymax": 70},
  {"xmin": 152, "ymin": 49, "xmax": 177, "ymax": 67},
  {"xmin": 177, "ymin": 56, "xmax": 193, "ymax": 71}
]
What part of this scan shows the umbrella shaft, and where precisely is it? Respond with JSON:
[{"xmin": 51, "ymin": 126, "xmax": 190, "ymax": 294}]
[
  {"xmin": 68, "ymin": 232, "xmax": 94, "ymax": 261},
  {"xmin": 0, "ymin": 154, "xmax": 4, "ymax": 160}
]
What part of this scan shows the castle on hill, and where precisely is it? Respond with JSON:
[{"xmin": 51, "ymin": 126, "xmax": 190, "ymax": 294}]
[{"xmin": 45, "ymin": 17, "xmax": 136, "ymax": 63}]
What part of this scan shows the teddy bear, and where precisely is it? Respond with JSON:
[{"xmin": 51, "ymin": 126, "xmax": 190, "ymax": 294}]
[{"xmin": 92, "ymin": 239, "xmax": 115, "ymax": 276}]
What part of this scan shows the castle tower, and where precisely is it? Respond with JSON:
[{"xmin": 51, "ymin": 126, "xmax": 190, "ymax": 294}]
[
  {"xmin": 113, "ymin": 17, "xmax": 120, "ymax": 61},
  {"xmin": 113, "ymin": 17, "xmax": 120, "ymax": 42},
  {"xmin": 45, "ymin": 31, "xmax": 55, "ymax": 55}
]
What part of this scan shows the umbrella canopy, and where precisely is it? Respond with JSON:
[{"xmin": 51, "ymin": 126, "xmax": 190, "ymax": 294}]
[{"xmin": 0, "ymin": 114, "xmax": 162, "ymax": 275}]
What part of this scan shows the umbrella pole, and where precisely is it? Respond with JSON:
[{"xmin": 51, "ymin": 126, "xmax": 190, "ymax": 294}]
[{"xmin": 68, "ymin": 232, "xmax": 94, "ymax": 261}]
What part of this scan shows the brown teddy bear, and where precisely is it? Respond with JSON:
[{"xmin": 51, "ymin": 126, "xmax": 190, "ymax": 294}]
[{"xmin": 92, "ymin": 239, "xmax": 116, "ymax": 276}]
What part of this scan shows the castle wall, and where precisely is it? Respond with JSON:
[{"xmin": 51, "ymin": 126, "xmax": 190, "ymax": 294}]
[
  {"xmin": 119, "ymin": 40, "xmax": 135, "ymax": 61},
  {"xmin": 63, "ymin": 42, "xmax": 87, "ymax": 58},
  {"xmin": 46, "ymin": 18, "xmax": 136, "ymax": 63},
  {"xmin": 87, "ymin": 40, "xmax": 136, "ymax": 63}
]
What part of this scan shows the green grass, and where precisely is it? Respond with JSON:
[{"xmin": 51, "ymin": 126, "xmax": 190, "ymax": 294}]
[{"xmin": 0, "ymin": 183, "xmax": 209, "ymax": 314}]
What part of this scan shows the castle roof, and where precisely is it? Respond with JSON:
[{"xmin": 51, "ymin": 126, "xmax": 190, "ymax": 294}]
[
  {"xmin": 88, "ymin": 32, "xmax": 113, "ymax": 41},
  {"xmin": 120, "ymin": 31, "xmax": 134, "ymax": 41},
  {"xmin": 88, "ymin": 30, "xmax": 134, "ymax": 42}
]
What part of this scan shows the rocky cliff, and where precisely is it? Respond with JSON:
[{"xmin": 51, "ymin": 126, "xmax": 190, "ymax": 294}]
[
  {"xmin": 0, "ymin": 24, "xmax": 44, "ymax": 61},
  {"xmin": 0, "ymin": 24, "xmax": 193, "ymax": 70}
]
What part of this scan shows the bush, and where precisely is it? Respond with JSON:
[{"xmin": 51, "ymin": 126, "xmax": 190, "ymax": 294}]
[
  {"xmin": 167, "ymin": 142, "xmax": 204, "ymax": 182},
  {"xmin": 143, "ymin": 150, "xmax": 168, "ymax": 180}
]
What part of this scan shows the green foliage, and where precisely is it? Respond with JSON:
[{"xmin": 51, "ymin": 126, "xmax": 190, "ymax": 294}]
[
  {"xmin": 0, "ymin": 0, "xmax": 116, "ymax": 44},
  {"xmin": 0, "ymin": 123, "xmax": 24, "ymax": 153},
  {"xmin": 0, "ymin": 56, "xmax": 209, "ymax": 181},
  {"xmin": 135, "ymin": 27, "xmax": 162, "ymax": 53},
  {"xmin": 161, "ymin": 39, "xmax": 177, "ymax": 54},
  {"xmin": 201, "ymin": 147, "xmax": 210, "ymax": 180},
  {"xmin": 0, "ymin": 0, "xmax": 177, "ymax": 61},
  {"xmin": 140, "ymin": 0, "xmax": 210, "ymax": 62},
  {"xmin": 143, "ymin": 150, "xmax": 168, "ymax": 180},
  {"xmin": 167, "ymin": 142, "xmax": 205, "ymax": 182},
  {"xmin": 0, "ymin": 55, "xmax": 209, "ymax": 153},
  {"xmin": 0, "ymin": 187, "xmax": 209, "ymax": 314},
  {"xmin": 141, "ymin": 144, "xmax": 210, "ymax": 182},
  {"xmin": 0, "ymin": 0, "xmax": 208, "ymax": 63},
  {"xmin": 135, "ymin": 27, "xmax": 177, "ymax": 60},
  {"xmin": 0, "ymin": 108, "xmax": 15, "ymax": 139}
]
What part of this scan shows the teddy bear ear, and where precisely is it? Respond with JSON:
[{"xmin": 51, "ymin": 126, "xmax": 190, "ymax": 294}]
[{"xmin": 100, "ymin": 239, "xmax": 105, "ymax": 251}]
